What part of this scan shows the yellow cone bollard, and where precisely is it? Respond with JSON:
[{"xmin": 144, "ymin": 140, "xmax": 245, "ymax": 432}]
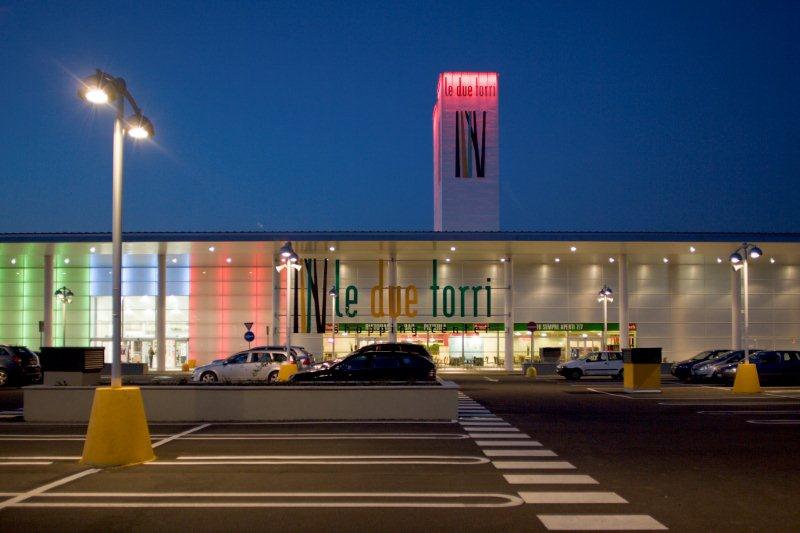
[
  {"xmin": 81, "ymin": 387, "xmax": 155, "ymax": 467},
  {"xmin": 732, "ymin": 363, "xmax": 761, "ymax": 394},
  {"xmin": 526, "ymin": 366, "xmax": 537, "ymax": 378},
  {"xmin": 277, "ymin": 362, "xmax": 298, "ymax": 382}
]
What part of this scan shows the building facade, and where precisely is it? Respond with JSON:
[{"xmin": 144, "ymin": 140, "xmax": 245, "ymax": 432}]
[{"xmin": 1, "ymin": 232, "xmax": 798, "ymax": 370}]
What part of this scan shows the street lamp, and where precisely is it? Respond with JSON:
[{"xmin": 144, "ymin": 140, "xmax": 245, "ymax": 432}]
[
  {"xmin": 54, "ymin": 286, "xmax": 74, "ymax": 346},
  {"xmin": 79, "ymin": 69, "xmax": 154, "ymax": 388},
  {"xmin": 275, "ymin": 242, "xmax": 301, "ymax": 357},
  {"xmin": 597, "ymin": 284, "xmax": 614, "ymax": 351},
  {"xmin": 730, "ymin": 243, "xmax": 762, "ymax": 361},
  {"xmin": 328, "ymin": 285, "xmax": 338, "ymax": 359}
]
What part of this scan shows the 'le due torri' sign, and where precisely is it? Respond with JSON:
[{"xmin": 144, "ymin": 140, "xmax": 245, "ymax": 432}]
[{"xmin": 333, "ymin": 259, "xmax": 493, "ymax": 319}]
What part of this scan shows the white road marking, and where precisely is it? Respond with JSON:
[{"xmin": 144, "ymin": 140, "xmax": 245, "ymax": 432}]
[
  {"xmin": 493, "ymin": 461, "xmax": 575, "ymax": 470},
  {"xmin": 463, "ymin": 427, "xmax": 518, "ymax": 432},
  {"xmin": 519, "ymin": 492, "xmax": 627, "ymax": 504},
  {"xmin": 476, "ymin": 440, "xmax": 542, "ymax": 447},
  {"xmin": 660, "ymin": 401, "xmax": 800, "ymax": 406},
  {"xmin": 697, "ymin": 410, "xmax": 800, "ymax": 415},
  {"xmin": 0, "ymin": 456, "xmax": 80, "ymax": 461},
  {"xmin": 0, "ymin": 462, "xmax": 53, "ymax": 466},
  {"xmin": 5, "ymin": 492, "xmax": 524, "ymax": 508},
  {"xmin": 537, "ymin": 514, "xmax": 666, "ymax": 530},
  {"xmin": 484, "ymin": 377, "xmax": 499, "ymax": 382},
  {"xmin": 467, "ymin": 433, "xmax": 530, "ymax": 439},
  {"xmin": 0, "ymin": 468, "xmax": 100, "ymax": 511},
  {"xmin": 504, "ymin": 474, "xmax": 598, "ymax": 484},
  {"xmin": 174, "ymin": 454, "xmax": 488, "ymax": 463},
  {"xmin": 0, "ymin": 415, "xmax": 20, "ymax": 419},
  {"xmin": 182, "ymin": 433, "xmax": 469, "ymax": 441},
  {"xmin": 459, "ymin": 421, "xmax": 511, "ymax": 426},
  {"xmin": 483, "ymin": 450, "xmax": 557, "ymax": 457},
  {"xmin": 152, "ymin": 423, "xmax": 211, "ymax": 448},
  {"xmin": 586, "ymin": 388, "xmax": 633, "ymax": 399},
  {"xmin": 747, "ymin": 419, "xmax": 800, "ymax": 425}
]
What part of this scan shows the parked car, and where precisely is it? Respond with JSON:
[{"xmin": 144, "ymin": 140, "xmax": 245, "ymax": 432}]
[
  {"xmin": 0, "ymin": 345, "xmax": 42, "ymax": 387},
  {"xmin": 351, "ymin": 342, "xmax": 433, "ymax": 360},
  {"xmin": 721, "ymin": 351, "xmax": 800, "ymax": 384},
  {"xmin": 257, "ymin": 345, "xmax": 315, "ymax": 366},
  {"xmin": 690, "ymin": 350, "xmax": 750, "ymax": 382},
  {"xmin": 192, "ymin": 348, "xmax": 302, "ymax": 383},
  {"xmin": 290, "ymin": 348, "xmax": 436, "ymax": 383},
  {"xmin": 670, "ymin": 349, "xmax": 731, "ymax": 381},
  {"xmin": 556, "ymin": 351, "xmax": 623, "ymax": 381}
]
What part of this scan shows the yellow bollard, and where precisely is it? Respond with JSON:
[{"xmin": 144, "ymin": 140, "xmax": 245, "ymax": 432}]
[
  {"xmin": 526, "ymin": 367, "xmax": 537, "ymax": 378},
  {"xmin": 732, "ymin": 362, "xmax": 761, "ymax": 394},
  {"xmin": 276, "ymin": 362, "xmax": 298, "ymax": 382},
  {"xmin": 81, "ymin": 387, "xmax": 155, "ymax": 467}
]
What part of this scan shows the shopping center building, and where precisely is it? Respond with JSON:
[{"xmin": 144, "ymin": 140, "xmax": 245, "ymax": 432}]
[{"xmin": 1, "ymin": 231, "xmax": 799, "ymax": 370}]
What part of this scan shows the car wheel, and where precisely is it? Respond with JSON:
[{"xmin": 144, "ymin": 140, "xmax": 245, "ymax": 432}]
[
  {"xmin": 200, "ymin": 371, "xmax": 218, "ymax": 383},
  {"xmin": 0, "ymin": 370, "xmax": 8, "ymax": 387},
  {"xmin": 566, "ymin": 369, "xmax": 582, "ymax": 381},
  {"xmin": 267, "ymin": 371, "xmax": 279, "ymax": 384}
]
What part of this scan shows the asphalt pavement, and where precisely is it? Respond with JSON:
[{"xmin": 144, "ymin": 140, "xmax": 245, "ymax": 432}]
[{"xmin": 0, "ymin": 375, "xmax": 798, "ymax": 531}]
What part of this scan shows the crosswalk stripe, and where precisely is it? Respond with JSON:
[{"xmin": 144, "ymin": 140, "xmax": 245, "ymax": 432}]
[
  {"xmin": 504, "ymin": 474, "xmax": 597, "ymax": 484},
  {"xmin": 467, "ymin": 433, "xmax": 530, "ymax": 439},
  {"xmin": 519, "ymin": 492, "xmax": 627, "ymax": 504},
  {"xmin": 493, "ymin": 461, "xmax": 575, "ymax": 470},
  {"xmin": 476, "ymin": 440, "xmax": 542, "ymax": 447},
  {"xmin": 537, "ymin": 514, "xmax": 666, "ymax": 530},
  {"xmin": 483, "ymin": 450, "xmax": 557, "ymax": 457}
]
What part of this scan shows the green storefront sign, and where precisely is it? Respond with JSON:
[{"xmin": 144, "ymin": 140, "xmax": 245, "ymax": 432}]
[{"xmin": 334, "ymin": 322, "xmax": 633, "ymax": 334}]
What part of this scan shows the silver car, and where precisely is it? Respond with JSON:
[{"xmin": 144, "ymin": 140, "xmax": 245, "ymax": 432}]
[{"xmin": 192, "ymin": 349, "xmax": 294, "ymax": 384}]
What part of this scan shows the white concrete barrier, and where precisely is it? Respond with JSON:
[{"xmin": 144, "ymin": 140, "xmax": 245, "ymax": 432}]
[{"xmin": 23, "ymin": 381, "xmax": 459, "ymax": 423}]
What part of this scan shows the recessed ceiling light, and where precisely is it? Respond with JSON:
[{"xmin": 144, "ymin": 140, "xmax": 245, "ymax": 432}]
[
  {"xmin": 226, "ymin": 257, "xmax": 232, "ymax": 264},
  {"xmin": 171, "ymin": 257, "xmax": 178, "ymax": 264},
  {"xmin": 716, "ymin": 257, "xmax": 723, "ymax": 263},
  {"xmin": 500, "ymin": 258, "xmax": 506, "ymax": 263},
  {"xmin": 445, "ymin": 258, "xmax": 451, "ymax": 262},
  {"xmin": 609, "ymin": 257, "xmax": 615, "ymax": 263},
  {"xmin": 450, "ymin": 246, "xmax": 456, "ymax": 252},
  {"xmin": 662, "ymin": 257, "xmax": 669, "ymax": 263},
  {"xmin": 570, "ymin": 246, "xmax": 577, "ymax": 252},
  {"xmin": 208, "ymin": 246, "xmax": 215, "ymax": 252},
  {"xmin": 89, "ymin": 247, "xmax": 96, "ymax": 253},
  {"xmin": 770, "ymin": 257, "xmax": 776, "ymax": 264},
  {"xmin": 64, "ymin": 258, "xmax": 70, "ymax": 264},
  {"xmin": 10, "ymin": 258, "xmax": 16, "ymax": 265},
  {"xmin": 689, "ymin": 246, "xmax": 696, "ymax": 253},
  {"xmin": 554, "ymin": 257, "xmax": 560, "ymax": 263},
  {"xmin": 329, "ymin": 246, "xmax": 335, "ymax": 252}
]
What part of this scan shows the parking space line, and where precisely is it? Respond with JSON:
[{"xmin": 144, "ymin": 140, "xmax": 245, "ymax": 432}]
[
  {"xmin": 697, "ymin": 410, "xmax": 800, "ymax": 415},
  {"xmin": 0, "ymin": 456, "xmax": 80, "ymax": 461},
  {"xmin": 586, "ymin": 388, "xmax": 632, "ymax": 400},
  {"xmin": 0, "ymin": 462, "xmax": 53, "ymax": 466},
  {"xmin": 6, "ymin": 492, "xmax": 525, "ymax": 509},
  {"xmin": 492, "ymin": 461, "xmax": 575, "ymax": 470},
  {"xmin": 0, "ymin": 468, "xmax": 100, "ymax": 511},
  {"xmin": 476, "ymin": 440, "xmax": 542, "ymax": 447},
  {"xmin": 467, "ymin": 433, "xmax": 530, "ymax": 439},
  {"xmin": 483, "ymin": 450, "xmax": 557, "ymax": 457},
  {"xmin": 459, "ymin": 421, "xmax": 511, "ymax": 426},
  {"xmin": 152, "ymin": 423, "xmax": 210, "ymax": 449},
  {"xmin": 504, "ymin": 474, "xmax": 598, "ymax": 484},
  {"xmin": 483, "ymin": 377, "xmax": 499, "ymax": 382},
  {"xmin": 462, "ymin": 427, "xmax": 518, "ymax": 432},
  {"xmin": 537, "ymin": 514, "xmax": 667, "ymax": 530},
  {"xmin": 153, "ymin": 456, "xmax": 490, "ymax": 465},
  {"xmin": 659, "ymin": 401, "xmax": 800, "ymax": 406},
  {"xmin": 746, "ymin": 419, "xmax": 800, "ymax": 425},
  {"xmin": 519, "ymin": 492, "xmax": 627, "ymax": 504}
]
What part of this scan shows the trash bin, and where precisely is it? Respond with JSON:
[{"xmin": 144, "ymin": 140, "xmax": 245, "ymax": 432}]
[
  {"xmin": 622, "ymin": 347, "xmax": 661, "ymax": 393},
  {"xmin": 39, "ymin": 347, "xmax": 104, "ymax": 386}
]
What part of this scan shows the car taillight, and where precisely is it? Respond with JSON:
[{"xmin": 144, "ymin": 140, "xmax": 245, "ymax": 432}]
[{"xmin": 302, "ymin": 359, "xmax": 310, "ymax": 366}]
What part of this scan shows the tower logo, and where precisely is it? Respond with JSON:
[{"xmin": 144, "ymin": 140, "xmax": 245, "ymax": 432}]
[{"xmin": 454, "ymin": 110, "xmax": 486, "ymax": 178}]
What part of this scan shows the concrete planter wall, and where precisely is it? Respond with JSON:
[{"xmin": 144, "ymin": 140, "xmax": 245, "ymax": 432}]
[{"xmin": 23, "ymin": 381, "xmax": 458, "ymax": 423}]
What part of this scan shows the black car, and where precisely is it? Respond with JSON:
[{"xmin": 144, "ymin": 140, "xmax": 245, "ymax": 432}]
[
  {"xmin": 351, "ymin": 342, "xmax": 433, "ymax": 360},
  {"xmin": 721, "ymin": 350, "xmax": 800, "ymax": 384},
  {"xmin": 0, "ymin": 345, "xmax": 42, "ymax": 387},
  {"xmin": 670, "ymin": 349, "xmax": 730, "ymax": 381},
  {"xmin": 290, "ymin": 348, "xmax": 436, "ymax": 383}
]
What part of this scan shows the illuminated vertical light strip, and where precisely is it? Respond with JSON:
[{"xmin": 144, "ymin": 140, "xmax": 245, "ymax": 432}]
[{"xmin": 188, "ymin": 257, "xmax": 200, "ymax": 365}]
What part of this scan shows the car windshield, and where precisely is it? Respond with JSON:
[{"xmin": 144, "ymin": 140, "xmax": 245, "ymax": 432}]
[{"xmin": 690, "ymin": 351, "xmax": 713, "ymax": 361}]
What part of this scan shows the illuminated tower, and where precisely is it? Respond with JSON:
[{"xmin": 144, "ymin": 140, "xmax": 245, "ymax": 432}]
[{"xmin": 433, "ymin": 72, "xmax": 499, "ymax": 231}]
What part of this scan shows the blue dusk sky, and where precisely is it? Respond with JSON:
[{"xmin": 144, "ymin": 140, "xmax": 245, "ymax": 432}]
[{"xmin": 0, "ymin": 1, "xmax": 798, "ymax": 233}]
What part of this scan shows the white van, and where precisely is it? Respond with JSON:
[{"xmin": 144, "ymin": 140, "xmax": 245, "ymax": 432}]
[{"xmin": 556, "ymin": 351, "xmax": 624, "ymax": 381}]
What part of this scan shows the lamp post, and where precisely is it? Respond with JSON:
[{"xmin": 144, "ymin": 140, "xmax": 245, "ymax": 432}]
[
  {"xmin": 79, "ymin": 70, "xmax": 154, "ymax": 388},
  {"xmin": 329, "ymin": 285, "xmax": 338, "ymax": 359},
  {"xmin": 730, "ymin": 243, "xmax": 762, "ymax": 360},
  {"xmin": 275, "ymin": 242, "xmax": 301, "ymax": 357},
  {"xmin": 54, "ymin": 286, "xmax": 74, "ymax": 346},
  {"xmin": 597, "ymin": 284, "xmax": 614, "ymax": 351}
]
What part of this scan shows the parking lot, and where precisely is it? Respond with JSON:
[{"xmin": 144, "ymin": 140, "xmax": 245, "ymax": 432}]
[{"xmin": 1, "ymin": 375, "xmax": 799, "ymax": 531}]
